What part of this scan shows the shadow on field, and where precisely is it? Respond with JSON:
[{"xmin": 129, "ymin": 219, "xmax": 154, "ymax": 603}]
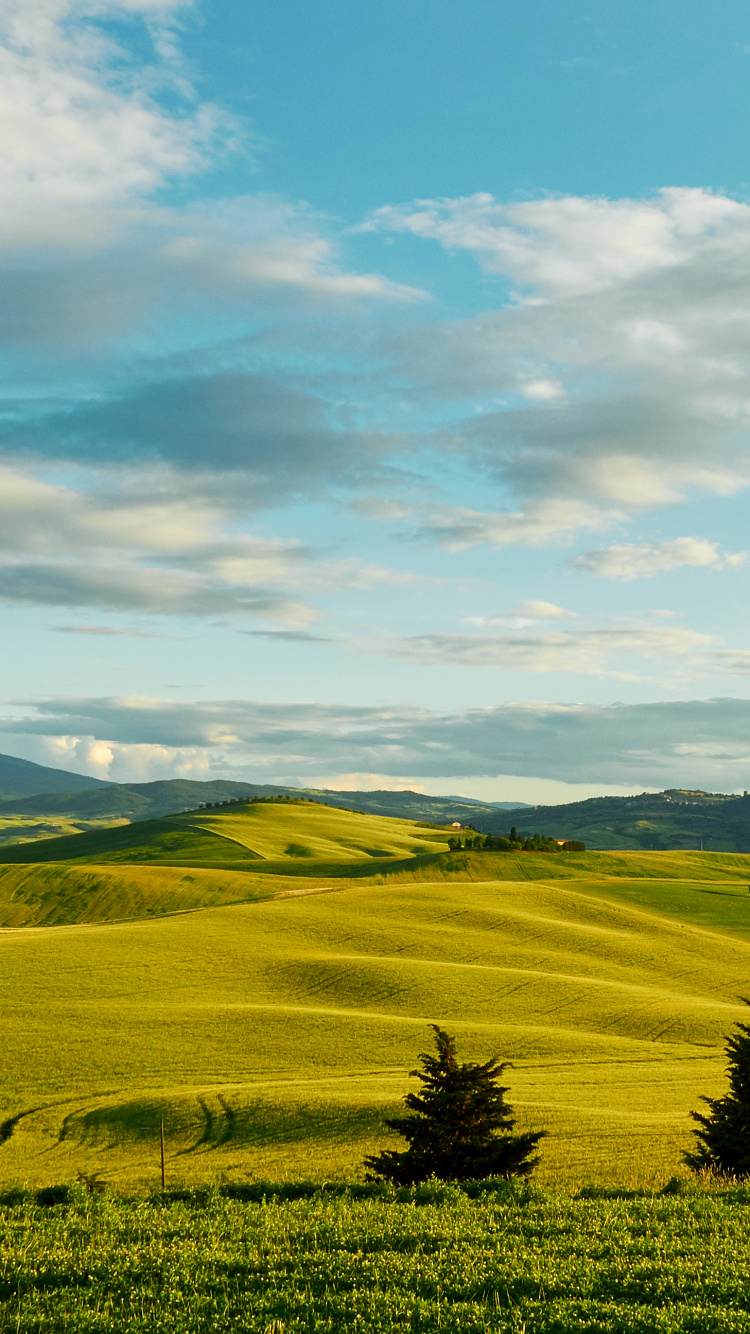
[{"xmin": 53, "ymin": 1089, "xmax": 396, "ymax": 1162}]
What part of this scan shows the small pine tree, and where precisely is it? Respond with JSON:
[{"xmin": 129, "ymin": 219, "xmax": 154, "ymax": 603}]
[
  {"xmin": 364, "ymin": 1026, "xmax": 545, "ymax": 1184},
  {"xmin": 685, "ymin": 1006, "xmax": 750, "ymax": 1176}
]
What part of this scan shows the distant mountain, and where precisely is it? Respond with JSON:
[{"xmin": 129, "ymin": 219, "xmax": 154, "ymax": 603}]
[
  {"xmin": 483, "ymin": 788, "xmax": 750, "ymax": 853},
  {"xmin": 0, "ymin": 752, "xmax": 109, "ymax": 801},
  {"xmin": 441, "ymin": 795, "xmax": 533, "ymax": 809},
  {"xmin": 0, "ymin": 777, "xmax": 524, "ymax": 830},
  {"xmin": 10, "ymin": 755, "xmax": 745, "ymax": 851},
  {"xmin": 297, "ymin": 788, "xmax": 529, "ymax": 826}
]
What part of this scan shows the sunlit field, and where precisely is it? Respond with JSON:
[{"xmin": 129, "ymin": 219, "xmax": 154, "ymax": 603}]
[{"xmin": 1, "ymin": 803, "xmax": 750, "ymax": 1193}]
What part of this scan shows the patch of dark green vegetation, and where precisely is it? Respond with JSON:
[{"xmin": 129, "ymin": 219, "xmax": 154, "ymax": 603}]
[
  {"xmin": 283, "ymin": 843, "xmax": 314, "ymax": 858},
  {"xmin": 4, "ymin": 1183, "xmax": 750, "ymax": 1331}
]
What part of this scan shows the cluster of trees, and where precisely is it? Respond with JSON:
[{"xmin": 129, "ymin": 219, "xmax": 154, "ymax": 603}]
[
  {"xmin": 447, "ymin": 826, "xmax": 585, "ymax": 853},
  {"xmin": 201, "ymin": 795, "xmax": 329, "ymax": 809},
  {"xmin": 365, "ymin": 1014, "xmax": 750, "ymax": 1185}
]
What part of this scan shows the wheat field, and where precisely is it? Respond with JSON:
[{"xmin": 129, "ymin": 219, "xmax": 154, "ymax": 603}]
[{"xmin": 2, "ymin": 804, "xmax": 750, "ymax": 1192}]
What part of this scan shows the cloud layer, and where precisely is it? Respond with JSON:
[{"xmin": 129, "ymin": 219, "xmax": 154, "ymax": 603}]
[{"xmin": 4, "ymin": 694, "xmax": 750, "ymax": 789}]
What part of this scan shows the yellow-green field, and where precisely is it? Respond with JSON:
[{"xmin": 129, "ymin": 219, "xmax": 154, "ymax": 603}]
[
  {"xmin": 2, "ymin": 801, "xmax": 750, "ymax": 1193},
  {"xmin": 0, "ymin": 799, "xmax": 451, "ymax": 871},
  {"xmin": 0, "ymin": 814, "xmax": 128, "ymax": 847}
]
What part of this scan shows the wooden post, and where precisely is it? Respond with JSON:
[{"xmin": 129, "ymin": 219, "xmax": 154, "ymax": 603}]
[{"xmin": 160, "ymin": 1118, "xmax": 166, "ymax": 1192}]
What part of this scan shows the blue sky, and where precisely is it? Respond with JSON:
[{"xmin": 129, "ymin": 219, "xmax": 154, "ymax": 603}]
[{"xmin": 3, "ymin": 0, "xmax": 750, "ymax": 800}]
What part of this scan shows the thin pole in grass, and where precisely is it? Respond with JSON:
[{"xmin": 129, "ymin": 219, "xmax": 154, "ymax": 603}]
[{"xmin": 160, "ymin": 1118, "xmax": 166, "ymax": 1192}]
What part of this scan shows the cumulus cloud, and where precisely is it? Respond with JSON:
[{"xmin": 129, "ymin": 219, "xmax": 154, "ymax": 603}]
[
  {"xmin": 21, "ymin": 730, "xmax": 214, "ymax": 783},
  {"xmin": 5, "ymin": 694, "xmax": 750, "ymax": 788},
  {"xmin": 363, "ymin": 188, "xmax": 748, "ymax": 296},
  {"xmin": 0, "ymin": 0, "xmax": 228, "ymax": 249},
  {"xmin": 575, "ymin": 537, "xmax": 747, "ymax": 580}
]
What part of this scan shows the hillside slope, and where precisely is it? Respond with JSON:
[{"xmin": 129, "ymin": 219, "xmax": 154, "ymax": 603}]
[
  {"xmin": 2, "ymin": 862, "xmax": 750, "ymax": 1189},
  {"xmin": 0, "ymin": 798, "xmax": 451, "ymax": 871},
  {"xmin": 494, "ymin": 788, "xmax": 750, "ymax": 852}
]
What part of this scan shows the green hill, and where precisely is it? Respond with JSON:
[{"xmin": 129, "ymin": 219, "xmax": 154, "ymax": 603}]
[
  {"xmin": 2, "ymin": 801, "xmax": 750, "ymax": 1191},
  {"xmin": 493, "ymin": 787, "xmax": 750, "ymax": 851},
  {"xmin": 0, "ymin": 798, "xmax": 451, "ymax": 873}
]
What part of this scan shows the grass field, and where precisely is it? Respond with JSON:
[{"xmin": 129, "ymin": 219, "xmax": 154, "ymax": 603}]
[
  {"xmin": 0, "ymin": 799, "xmax": 451, "ymax": 871},
  {"xmin": 0, "ymin": 814, "xmax": 127, "ymax": 848},
  {"xmin": 5, "ymin": 1183, "xmax": 750, "ymax": 1331},
  {"xmin": 2, "ymin": 801, "xmax": 750, "ymax": 1192}
]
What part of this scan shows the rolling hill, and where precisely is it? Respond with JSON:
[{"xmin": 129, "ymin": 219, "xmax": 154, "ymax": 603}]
[
  {"xmin": 0, "ymin": 796, "xmax": 451, "ymax": 873},
  {"xmin": 2, "ymin": 800, "xmax": 750, "ymax": 1190},
  {"xmin": 0, "ymin": 748, "xmax": 748, "ymax": 855}
]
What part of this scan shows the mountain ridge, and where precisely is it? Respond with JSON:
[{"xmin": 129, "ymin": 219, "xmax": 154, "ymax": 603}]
[
  {"xmin": 0, "ymin": 752, "xmax": 110, "ymax": 800},
  {"xmin": 2, "ymin": 751, "xmax": 749, "ymax": 851}
]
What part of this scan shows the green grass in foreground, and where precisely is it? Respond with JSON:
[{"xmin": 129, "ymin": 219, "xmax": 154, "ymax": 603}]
[{"xmin": 5, "ymin": 1184, "xmax": 750, "ymax": 1332}]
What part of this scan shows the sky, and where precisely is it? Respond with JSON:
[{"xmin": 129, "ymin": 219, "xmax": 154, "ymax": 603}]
[{"xmin": 4, "ymin": 0, "xmax": 750, "ymax": 801}]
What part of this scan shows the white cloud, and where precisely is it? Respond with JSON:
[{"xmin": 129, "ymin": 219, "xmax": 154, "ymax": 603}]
[
  {"xmin": 509, "ymin": 601, "xmax": 575, "ymax": 619},
  {"xmin": 34, "ymin": 730, "xmax": 213, "ymax": 782},
  {"xmin": 0, "ymin": 1, "xmax": 422, "ymax": 323},
  {"xmin": 376, "ymin": 625, "xmax": 710, "ymax": 677},
  {"xmin": 415, "ymin": 500, "xmax": 618, "ymax": 550},
  {"xmin": 576, "ymin": 537, "xmax": 748, "ymax": 580},
  {"xmin": 0, "ymin": 0, "xmax": 224, "ymax": 249},
  {"xmin": 0, "ymin": 463, "xmax": 428, "ymax": 618},
  {"xmin": 367, "ymin": 186, "xmax": 750, "ymax": 546},
  {"xmin": 163, "ymin": 216, "xmax": 424, "ymax": 302},
  {"xmin": 364, "ymin": 188, "xmax": 748, "ymax": 296},
  {"xmin": 520, "ymin": 379, "xmax": 566, "ymax": 401}
]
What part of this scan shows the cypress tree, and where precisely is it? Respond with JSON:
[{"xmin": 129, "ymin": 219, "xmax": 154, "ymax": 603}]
[
  {"xmin": 685, "ymin": 1007, "xmax": 750, "ymax": 1176},
  {"xmin": 365, "ymin": 1025, "xmax": 545, "ymax": 1184}
]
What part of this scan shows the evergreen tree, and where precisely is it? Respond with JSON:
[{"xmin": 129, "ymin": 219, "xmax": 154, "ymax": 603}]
[
  {"xmin": 365, "ymin": 1026, "xmax": 546, "ymax": 1184},
  {"xmin": 685, "ymin": 1007, "xmax": 750, "ymax": 1176}
]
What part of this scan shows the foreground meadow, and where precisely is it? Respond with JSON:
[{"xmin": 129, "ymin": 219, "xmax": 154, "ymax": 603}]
[{"xmin": 4, "ymin": 1183, "xmax": 750, "ymax": 1332}]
